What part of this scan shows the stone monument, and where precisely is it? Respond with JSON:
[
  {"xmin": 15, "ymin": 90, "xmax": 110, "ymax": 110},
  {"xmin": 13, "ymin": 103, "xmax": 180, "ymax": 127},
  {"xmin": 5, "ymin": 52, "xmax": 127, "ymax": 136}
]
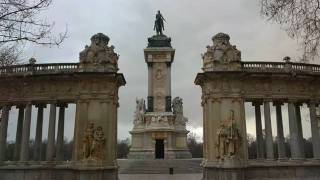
[
  {"xmin": 128, "ymin": 11, "xmax": 191, "ymax": 159},
  {"xmin": 196, "ymin": 33, "xmax": 247, "ymax": 180}
]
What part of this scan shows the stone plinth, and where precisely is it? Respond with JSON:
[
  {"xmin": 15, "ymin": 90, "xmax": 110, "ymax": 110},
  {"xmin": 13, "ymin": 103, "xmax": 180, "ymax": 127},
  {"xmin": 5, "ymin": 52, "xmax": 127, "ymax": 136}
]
[{"xmin": 129, "ymin": 112, "xmax": 191, "ymax": 159}]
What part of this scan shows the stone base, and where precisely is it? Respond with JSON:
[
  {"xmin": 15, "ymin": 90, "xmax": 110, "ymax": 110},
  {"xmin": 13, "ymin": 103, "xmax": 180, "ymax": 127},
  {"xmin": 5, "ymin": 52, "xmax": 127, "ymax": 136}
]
[
  {"xmin": 128, "ymin": 149, "xmax": 191, "ymax": 159},
  {"xmin": 128, "ymin": 151, "xmax": 154, "ymax": 159},
  {"xmin": 203, "ymin": 160, "xmax": 320, "ymax": 180},
  {"xmin": 0, "ymin": 163, "xmax": 118, "ymax": 180}
]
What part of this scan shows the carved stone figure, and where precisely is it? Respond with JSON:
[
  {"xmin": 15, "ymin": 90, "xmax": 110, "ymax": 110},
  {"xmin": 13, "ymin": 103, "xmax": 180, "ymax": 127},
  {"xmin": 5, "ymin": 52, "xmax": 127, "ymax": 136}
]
[
  {"xmin": 154, "ymin": 10, "xmax": 166, "ymax": 35},
  {"xmin": 82, "ymin": 123, "xmax": 106, "ymax": 160},
  {"xmin": 202, "ymin": 33, "xmax": 241, "ymax": 70},
  {"xmin": 79, "ymin": 33, "xmax": 119, "ymax": 71},
  {"xmin": 216, "ymin": 110, "xmax": 241, "ymax": 160},
  {"xmin": 172, "ymin": 97, "xmax": 188, "ymax": 126},
  {"xmin": 134, "ymin": 98, "xmax": 146, "ymax": 126},
  {"xmin": 82, "ymin": 122, "xmax": 95, "ymax": 159},
  {"xmin": 92, "ymin": 126, "xmax": 105, "ymax": 159},
  {"xmin": 172, "ymin": 97, "xmax": 183, "ymax": 115}
]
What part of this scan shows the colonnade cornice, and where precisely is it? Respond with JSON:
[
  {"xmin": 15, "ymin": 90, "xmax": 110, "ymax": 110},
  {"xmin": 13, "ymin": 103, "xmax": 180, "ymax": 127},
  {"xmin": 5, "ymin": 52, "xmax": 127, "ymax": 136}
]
[{"xmin": 247, "ymin": 98, "xmax": 320, "ymax": 106}]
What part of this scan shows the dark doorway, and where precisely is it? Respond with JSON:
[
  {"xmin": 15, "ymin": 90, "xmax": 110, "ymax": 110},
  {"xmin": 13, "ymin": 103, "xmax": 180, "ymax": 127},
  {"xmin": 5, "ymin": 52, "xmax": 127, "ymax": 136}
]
[{"xmin": 155, "ymin": 139, "xmax": 164, "ymax": 159}]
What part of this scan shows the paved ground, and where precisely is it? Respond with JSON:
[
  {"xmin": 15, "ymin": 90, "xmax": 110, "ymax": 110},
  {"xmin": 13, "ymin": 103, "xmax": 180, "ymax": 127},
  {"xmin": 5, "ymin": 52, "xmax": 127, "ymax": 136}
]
[{"xmin": 119, "ymin": 174, "xmax": 202, "ymax": 180}]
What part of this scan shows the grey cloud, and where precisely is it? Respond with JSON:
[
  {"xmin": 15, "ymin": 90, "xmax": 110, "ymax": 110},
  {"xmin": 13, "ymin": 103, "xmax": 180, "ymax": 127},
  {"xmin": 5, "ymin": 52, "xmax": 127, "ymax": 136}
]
[{"xmin": 9, "ymin": 0, "xmax": 308, "ymax": 141}]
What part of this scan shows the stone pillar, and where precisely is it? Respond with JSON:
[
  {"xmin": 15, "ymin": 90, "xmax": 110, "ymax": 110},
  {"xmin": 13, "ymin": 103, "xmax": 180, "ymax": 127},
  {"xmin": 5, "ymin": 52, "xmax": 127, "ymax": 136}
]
[
  {"xmin": 288, "ymin": 101, "xmax": 304, "ymax": 159},
  {"xmin": 33, "ymin": 104, "xmax": 46, "ymax": 161},
  {"xmin": 56, "ymin": 103, "xmax": 67, "ymax": 161},
  {"xmin": 13, "ymin": 105, "xmax": 25, "ymax": 161},
  {"xmin": 46, "ymin": 103, "xmax": 56, "ymax": 161},
  {"xmin": 165, "ymin": 63, "xmax": 172, "ymax": 112},
  {"xmin": 264, "ymin": 101, "xmax": 274, "ymax": 159},
  {"xmin": 252, "ymin": 101, "xmax": 264, "ymax": 159},
  {"xmin": 295, "ymin": 103, "xmax": 305, "ymax": 158},
  {"xmin": 309, "ymin": 101, "xmax": 320, "ymax": 159},
  {"xmin": 20, "ymin": 103, "xmax": 32, "ymax": 161},
  {"xmin": 273, "ymin": 102, "xmax": 286, "ymax": 159},
  {"xmin": 147, "ymin": 63, "xmax": 154, "ymax": 112},
  {"xmin": 0, "ymin": 105, "xmax": 11, "ymax": 161}
]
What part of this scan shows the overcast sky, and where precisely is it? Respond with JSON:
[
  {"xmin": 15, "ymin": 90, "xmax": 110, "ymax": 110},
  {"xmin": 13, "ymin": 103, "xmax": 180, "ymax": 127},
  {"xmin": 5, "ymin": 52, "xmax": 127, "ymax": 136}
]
[{"xmin": 6, "ymin": 0, "xmax": 318, "ymax": 142}]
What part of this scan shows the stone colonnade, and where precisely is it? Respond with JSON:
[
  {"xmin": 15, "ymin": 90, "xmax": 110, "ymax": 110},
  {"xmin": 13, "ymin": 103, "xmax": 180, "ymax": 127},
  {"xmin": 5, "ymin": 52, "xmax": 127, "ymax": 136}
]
[
  {"xmin": 0, "ymin": 102, "xmax": 70, "ymax": 162},
  {"xmin": 251, "ymin": 100, "xmax": 320, "ymax": 160}
]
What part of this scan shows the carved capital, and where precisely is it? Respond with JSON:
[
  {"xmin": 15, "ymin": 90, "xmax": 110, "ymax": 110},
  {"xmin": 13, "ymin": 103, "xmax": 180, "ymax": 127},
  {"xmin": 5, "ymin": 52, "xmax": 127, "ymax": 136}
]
[
  {"xmin": 251, "ymin": 100, "xmax": 263, "ymax": 107},
  {"xmin": 57, "ymin": 103, "xmax": 68, "ymax": 108},
  {"xmin": 273, "ymin": 101, "xmax": 284, "ymax": 106},
  {"xmin": 35, "ymin": 104, "xmax": 47, "ymax": 108}
]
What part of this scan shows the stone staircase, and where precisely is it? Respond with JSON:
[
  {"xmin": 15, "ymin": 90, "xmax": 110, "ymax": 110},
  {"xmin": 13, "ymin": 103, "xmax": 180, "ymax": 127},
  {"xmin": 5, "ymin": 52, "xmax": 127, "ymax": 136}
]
[{"xmin": 117, "ymin": 159, "xmax": 203, "ymax": 174}]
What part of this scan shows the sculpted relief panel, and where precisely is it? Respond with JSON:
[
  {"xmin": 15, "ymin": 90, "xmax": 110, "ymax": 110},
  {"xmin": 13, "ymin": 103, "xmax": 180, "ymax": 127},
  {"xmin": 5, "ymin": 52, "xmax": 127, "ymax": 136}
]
[
  {"xmin": 153, "ymin": 63, "xmax": 167, "ymax": 112},
  {"xmin": 82, "ymin": 122, "xmax": 106, "ymax": 161}
]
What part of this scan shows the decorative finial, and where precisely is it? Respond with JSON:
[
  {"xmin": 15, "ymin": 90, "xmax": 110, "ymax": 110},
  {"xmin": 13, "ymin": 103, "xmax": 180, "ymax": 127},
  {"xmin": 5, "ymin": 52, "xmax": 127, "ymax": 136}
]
[
  {"xmin": 29, "ymin": 57, "xmax": 36, "ymax": 64},
  {"xmin": 283, "ymin": 56, "xmax": 291, "ymax": 63}
]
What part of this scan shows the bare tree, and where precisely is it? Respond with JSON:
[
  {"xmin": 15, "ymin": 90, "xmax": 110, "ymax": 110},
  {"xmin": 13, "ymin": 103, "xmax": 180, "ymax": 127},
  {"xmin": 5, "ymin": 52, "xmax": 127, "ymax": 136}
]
[
  {"xmin": 0, "ymin": 44, "xmax": 21, "ymax": 66},
  {"xmin": 0, "ymin": 0, "xmax": 67, "ymax": 66},
  {"xmin": 261, "ymin": 0, "xmax": 320, "ymax": 62}
]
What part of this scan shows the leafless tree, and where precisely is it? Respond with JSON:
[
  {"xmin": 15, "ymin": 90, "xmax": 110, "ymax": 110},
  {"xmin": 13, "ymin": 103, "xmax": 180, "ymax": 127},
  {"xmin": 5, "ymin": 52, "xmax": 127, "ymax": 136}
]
[
  {"xmin": 0, "ymin": 0, "xmax": 67, "ymax": 66},
  {"xmin": 0, "ymin": 44, "xmax": 21, "ymax": 66},
  {"xmin": 261, "ymin": 0, "xmax": 320, "ymax": 62}
]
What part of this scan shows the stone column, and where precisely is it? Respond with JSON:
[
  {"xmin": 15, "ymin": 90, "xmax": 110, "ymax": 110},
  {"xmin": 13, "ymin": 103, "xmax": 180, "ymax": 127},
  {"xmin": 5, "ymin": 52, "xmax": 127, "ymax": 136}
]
[
  {"xmin": 33, "ymin": 104, "xmax": 46, "ymax": 161},
  {"xmin": 295, "ymin": 103, "xmax": 305, "ymax": 158},
  {"xmin": 147, "ymin": 63, "xmax": 154, "ymax": 112},
  {"xmin": 264, "ymin": 101, "xmax": 274, "ymax": 159},
  {"xmin": 165, "ymin": 63, "xmax": 172, "ymax": 112},
  {"xmin": 13, "ymin": 105, "xmax": 25, "ymax": 161},
  {"xmin": 46, "ymin": 103, "xmax": 56, "ymax": 161},
  {"xmin": 288, "ymin": 101, "xmax": 304, "ymax": 159},
  {"xmin": 20, "ymin": 103, "xmax": 32, "ymax": 161},
  {"xmin": 56, "ymin": 103, "xmax": 67, "ymax": 161},
  {"xmin": 252, "ymin": 101, "xmax": 264, "ymax": 159},
  {"xmin": 0, "ymin": 105, "xmax": 11, "ymax": 161},
  {"xmin": 273, "ymin": 102, "xmax": 286, "ymax": 159},
  {"xmin": 309, "ymin": 101, "xmax": 320, "ymax": 159}
]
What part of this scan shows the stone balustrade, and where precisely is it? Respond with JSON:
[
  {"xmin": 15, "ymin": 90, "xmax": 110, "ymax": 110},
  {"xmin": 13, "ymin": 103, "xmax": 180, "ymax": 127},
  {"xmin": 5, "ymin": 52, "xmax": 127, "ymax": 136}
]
[
  {"xmin": 242, "ymin": 61, "xmax": 320, "ymax": 73},
  {"xmin": 0, "ymin": 63, "xmax": 80, "ymax": 76}
]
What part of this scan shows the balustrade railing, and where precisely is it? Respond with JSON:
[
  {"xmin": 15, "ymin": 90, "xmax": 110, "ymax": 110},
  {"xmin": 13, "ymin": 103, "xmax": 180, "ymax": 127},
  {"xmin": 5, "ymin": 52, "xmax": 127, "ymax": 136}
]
[
  {"xmin": 242, "ymin": 61, "xmax": 320, "ymax": 74},
  {"xmin": 1, "ymin": 61, "xmax": 320, "ymax": 76},
  {"xmin": 0, "ymin": 63, "xmax": 80, "ymax": 76}
]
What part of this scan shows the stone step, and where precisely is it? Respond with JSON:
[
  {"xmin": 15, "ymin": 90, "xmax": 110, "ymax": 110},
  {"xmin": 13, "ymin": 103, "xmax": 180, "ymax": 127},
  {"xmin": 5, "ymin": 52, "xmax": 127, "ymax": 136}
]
[{"xmin": 117, "ymin": 159, "xmax": 203, "ymax": 174}]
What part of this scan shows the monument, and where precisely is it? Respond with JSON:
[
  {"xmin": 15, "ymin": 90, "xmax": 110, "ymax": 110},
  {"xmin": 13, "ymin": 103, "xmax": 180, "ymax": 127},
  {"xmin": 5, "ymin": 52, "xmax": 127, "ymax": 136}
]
[
  {"xmin": 128, "ymin": 11, "xmax": 191, "ymax": 159},
  {"xmin": 195, "ymin": 32, "xmax": 320, "ymax": 180}
]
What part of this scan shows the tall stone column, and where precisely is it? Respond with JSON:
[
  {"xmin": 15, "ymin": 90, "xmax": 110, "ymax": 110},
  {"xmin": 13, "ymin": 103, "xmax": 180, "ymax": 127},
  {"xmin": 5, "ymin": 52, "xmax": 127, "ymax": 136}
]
[
  {"xmin": 13, "ymin": 105, "xmax": 25, "ymax": 161},
  {"xmin": 46, "ymin": 103, "xmax": 56, "ymax": 161},
  {"xmin": 56, "ymin": 103, "xmax": 67, "ymax": 161},
  {"xmin": 273, "ymin": 102, "xmax": 286, "ymax": 159},
  {"xmin": 252, "ymin": 101, "xmax": 264, "ymax": 159},
  {"xmin": 147, "ymin": 63, "xmax": 154, "ymax": 112},
  {"xmin": 264, "ymin": 101, "xmax": 274, "ymax": 159},
  {"xmin": 0, "ymin": 105, "xmax": 11, "ymax": 161},
  {"xmin": 309, "ymin": 101, "xmax": 320, "ymax": 159},
  {"xmin": 20, "ymin": 103, "xmax": 32, "ymax": 161},
  {"xmin": 166, "ymin": 63, "xmax": 172, "ymax": 112},
  {"xmin": 34, "ymin": 104, "xmax": 46, "ymax": 161},
  {"xmin": 295, "ymin": 103, "xmax": 305, "ymax": 158},
  {"xmin": 288, "ymin": 101, "xmax": 304, "ymax": 159}
]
